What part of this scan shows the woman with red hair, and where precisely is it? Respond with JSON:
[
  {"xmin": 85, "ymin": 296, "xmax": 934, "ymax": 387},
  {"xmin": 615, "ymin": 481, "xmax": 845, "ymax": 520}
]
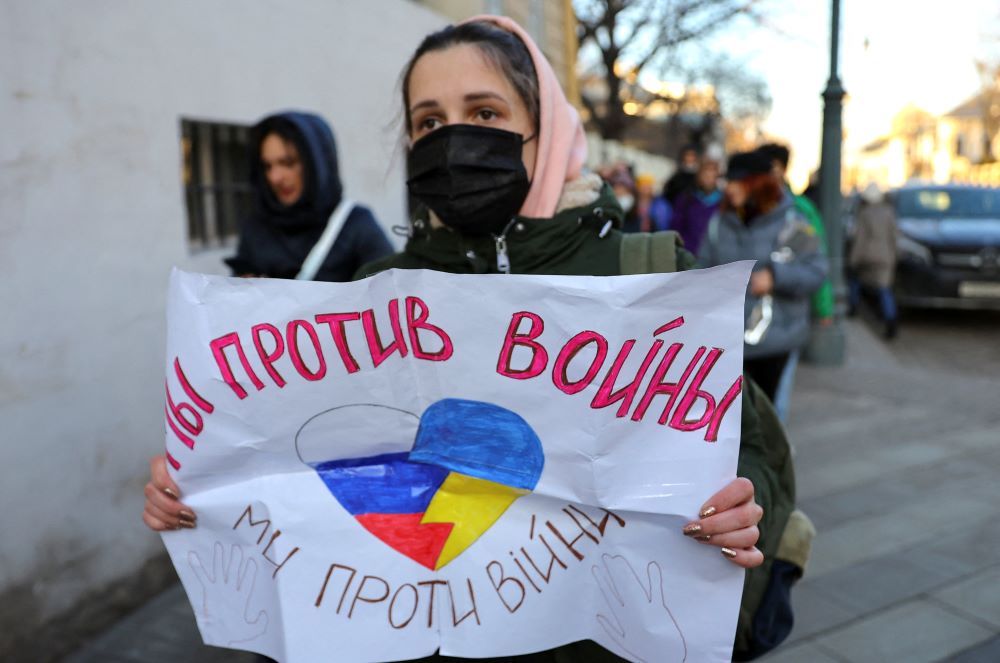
[{"xmin": 698, "ymin": 151, "xmax": 828, "ymax": 400}]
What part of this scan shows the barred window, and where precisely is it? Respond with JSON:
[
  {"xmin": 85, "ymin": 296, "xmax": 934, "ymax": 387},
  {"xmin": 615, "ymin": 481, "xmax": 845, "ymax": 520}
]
[{"xmin": 180, "ymin": 119, "xmax": 255, "ymax": 250}]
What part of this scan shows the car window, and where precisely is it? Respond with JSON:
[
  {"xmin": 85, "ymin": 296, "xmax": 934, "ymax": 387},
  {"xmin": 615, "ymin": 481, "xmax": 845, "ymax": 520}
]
[{"xmin": 896, "ymin": 188, "xmax": 1000, "ymax": 218}]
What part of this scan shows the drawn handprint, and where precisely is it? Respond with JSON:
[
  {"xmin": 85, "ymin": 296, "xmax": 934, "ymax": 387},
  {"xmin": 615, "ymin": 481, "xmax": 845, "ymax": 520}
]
[
  {"xmin": 593, "ymin": 554, "xmax": 688, "ymax": 663},
  {"xmin": 188, "ymin": 542, "xmax": 269, "ymax": 646}
]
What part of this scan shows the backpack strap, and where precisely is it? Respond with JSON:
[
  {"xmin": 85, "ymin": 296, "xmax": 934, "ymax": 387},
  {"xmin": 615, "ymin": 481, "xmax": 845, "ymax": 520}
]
[
  {"xmin": 619, "ymin": 230, "xmax": 683, "ymax": 275},
  {"xmin": 296, "ymin": 199, "xmax": 355, "ymax": 281}
]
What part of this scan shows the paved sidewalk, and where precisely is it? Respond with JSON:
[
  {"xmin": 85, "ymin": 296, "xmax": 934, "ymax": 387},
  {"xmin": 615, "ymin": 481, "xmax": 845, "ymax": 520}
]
[
  {"xmin": 760, "ymin": 318, "xmax": 1000, "ymax": 663},
  {"xmin": 65, "ymin": 319, "xmax": 1000, "ymax": 662}
]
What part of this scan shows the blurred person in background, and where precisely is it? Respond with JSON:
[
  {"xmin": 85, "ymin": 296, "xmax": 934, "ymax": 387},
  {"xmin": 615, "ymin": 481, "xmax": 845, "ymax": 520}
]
[
  {"xmin": 803, "ymin": 170, "xmax": 821, "ymax": 209},
  {"xmin": 601, "ymin": 162, "xmax": 641, "ymax": 232},
  {"xmin": 758, "ymin": 143, "xmax": 834, "ymax": 326},
  {"xmin": 758, "ymin": 143, "xmax": 834, "ymax": 422},
  {"xmin": 225, "ymin": 111, "xmax": 394, "ymax": 282},
  {"xmin": 633, "ymin": 172, "xmax": 672, "ymax": 232},
  {"xmin": 663, "ymin": 144, "xmax": 700, "ymax": 204},
  {"xmin": 848, "ymin": 183, "xmax": 898, "ymax": 339},
  {"xmin": 698, "ymin": 150, "xmax": 828, "ymax": 401},
  {"xmin": 670, "ymin": 151, "xmax": 722, "ymax": 254}
]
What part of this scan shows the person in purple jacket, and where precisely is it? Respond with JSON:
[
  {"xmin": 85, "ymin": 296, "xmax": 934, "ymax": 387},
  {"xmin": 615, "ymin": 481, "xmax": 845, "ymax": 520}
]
[{"xmin": 671, "ymin": 153, "xmax": 722, "ymax": 254}]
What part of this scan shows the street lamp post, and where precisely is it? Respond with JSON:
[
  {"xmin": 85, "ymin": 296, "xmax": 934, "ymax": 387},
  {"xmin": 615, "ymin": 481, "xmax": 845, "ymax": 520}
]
[{"xmin": 811, "ymin": 0, "xmax": 847, "ymax": 365}]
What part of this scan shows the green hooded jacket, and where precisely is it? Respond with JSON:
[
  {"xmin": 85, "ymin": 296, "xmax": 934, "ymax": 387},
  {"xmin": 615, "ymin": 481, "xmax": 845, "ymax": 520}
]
[
  {"xmin": 356, "ymin": 183, "xmax": 795, "ymax": 662},
  {"xmin": 791, "ymin": 192, "xmax": 835, "ymax": 320}
]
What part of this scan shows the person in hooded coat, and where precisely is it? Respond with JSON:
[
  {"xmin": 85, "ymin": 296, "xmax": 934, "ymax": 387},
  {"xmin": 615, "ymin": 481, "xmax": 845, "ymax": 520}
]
[
  {"xmin": 356, "ymin": 18, "xmax": 794, "ymax": 660},
  {"xmin": 225, "ymin": 111, "xmax": 394, "ymax": 281},
  {"xmin": 143, "ymin": 18, "xmax": 804, "ymax": 662}
]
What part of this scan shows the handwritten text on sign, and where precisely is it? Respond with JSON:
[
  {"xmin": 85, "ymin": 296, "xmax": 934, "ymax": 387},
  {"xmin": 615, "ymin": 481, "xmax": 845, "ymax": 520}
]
[{"xmin": 160, "ymin": 265, "xmax": 751, "ymax": 663}]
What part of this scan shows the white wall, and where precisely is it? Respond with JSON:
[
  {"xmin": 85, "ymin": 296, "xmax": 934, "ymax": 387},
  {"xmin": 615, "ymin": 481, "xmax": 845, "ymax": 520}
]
[{"xmin": 0, "ymin": 0, "xmax": 445, "ymax": 631}]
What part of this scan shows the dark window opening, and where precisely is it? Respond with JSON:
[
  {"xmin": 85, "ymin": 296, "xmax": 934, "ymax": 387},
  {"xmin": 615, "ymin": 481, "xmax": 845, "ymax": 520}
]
[{"xmin": 181, "ymin": 119, "xmax": 254, "ymax": 250}]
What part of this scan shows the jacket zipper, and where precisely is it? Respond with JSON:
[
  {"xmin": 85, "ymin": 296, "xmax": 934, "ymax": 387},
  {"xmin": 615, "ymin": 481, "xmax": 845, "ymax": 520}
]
[{"xmin": 493, "ymin": 218, "xmax": 518, "ymax": 274}]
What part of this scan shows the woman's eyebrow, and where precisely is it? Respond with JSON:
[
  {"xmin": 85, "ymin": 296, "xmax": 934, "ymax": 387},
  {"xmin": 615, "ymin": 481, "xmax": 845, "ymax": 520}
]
[
  {"xmin": 464, "ymin": 91, "xmax": 508, "ymax": 104},
  {"xmin": 409, "ymin": 99, "xmax": 441, "ymax": 115}
]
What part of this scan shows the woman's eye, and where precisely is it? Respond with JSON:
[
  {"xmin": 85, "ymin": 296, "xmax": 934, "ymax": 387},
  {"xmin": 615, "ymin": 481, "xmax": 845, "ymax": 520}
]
[
  {"xmin": 418, "ymin": 117, "xmax": 441, "ymax": 132},
  {"xmin": 476, "ymin": 109, "xmax": 498, "ymax": 121}
]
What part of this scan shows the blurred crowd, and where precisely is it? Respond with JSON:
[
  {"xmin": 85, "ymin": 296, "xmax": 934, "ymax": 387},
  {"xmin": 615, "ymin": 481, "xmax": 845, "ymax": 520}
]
[{"xmin": 596, "ymin": 140, "xmax": 898, "ymax": 421}]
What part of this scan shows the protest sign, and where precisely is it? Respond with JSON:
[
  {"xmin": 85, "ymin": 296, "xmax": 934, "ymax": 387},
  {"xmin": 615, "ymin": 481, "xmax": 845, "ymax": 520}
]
[{"xmin": 160, "ymin": 263, "xmax": 752, "ymax": 662}]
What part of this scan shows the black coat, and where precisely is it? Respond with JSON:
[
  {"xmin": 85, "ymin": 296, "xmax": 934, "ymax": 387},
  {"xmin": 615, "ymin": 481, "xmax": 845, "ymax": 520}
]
[{"xmin": 226, "ymin": 111, "xmax": 394, "ymax": 281}]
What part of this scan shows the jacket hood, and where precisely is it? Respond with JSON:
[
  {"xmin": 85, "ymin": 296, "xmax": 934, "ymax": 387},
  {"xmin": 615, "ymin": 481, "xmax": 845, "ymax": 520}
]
[
  {"xmin": 250, "ymin": 111, "xmax": 343, "ymax": 227},
  {"xmin": 460, "ymin": 15, "xmax": 587, "ymax": 219}
]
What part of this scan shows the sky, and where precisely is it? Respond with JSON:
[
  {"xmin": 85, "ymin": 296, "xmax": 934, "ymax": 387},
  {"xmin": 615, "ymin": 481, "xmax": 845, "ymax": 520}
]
[{"xmin": 723, "ymin": 0, "xmax": 1000, "ymax": 190}]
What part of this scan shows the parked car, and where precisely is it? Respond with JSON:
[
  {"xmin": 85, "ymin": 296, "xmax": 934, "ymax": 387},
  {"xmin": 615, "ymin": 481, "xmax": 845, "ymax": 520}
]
[{"xmin": 893, "ymin": 184, "xmax": 1000, "ymax": 309}]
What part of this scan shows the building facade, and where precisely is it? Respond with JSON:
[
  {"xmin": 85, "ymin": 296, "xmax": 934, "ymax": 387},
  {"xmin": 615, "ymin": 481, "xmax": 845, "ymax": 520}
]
[
  {"xmin": 849, "ymin": 96, "xmax": 1000, "ymax": 190},
  {"xmin": 1, "ymin": 1, "xmax": 448, "ymax": 657}
]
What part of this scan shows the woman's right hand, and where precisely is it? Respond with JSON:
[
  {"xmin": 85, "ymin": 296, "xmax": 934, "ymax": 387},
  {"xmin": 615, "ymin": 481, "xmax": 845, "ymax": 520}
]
[{"xmin": 142, "ymin": 454, "xmax": 196, "ymax": 531}]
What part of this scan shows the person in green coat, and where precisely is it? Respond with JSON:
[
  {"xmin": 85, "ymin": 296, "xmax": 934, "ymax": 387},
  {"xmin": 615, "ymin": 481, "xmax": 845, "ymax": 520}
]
[
  {"xmin": 360, "ymin": 16, "xmax": 800, "ymax": 661},
  {"xmin": 142, "ymin": 15, "xmax": 802, "ymax": 663}
]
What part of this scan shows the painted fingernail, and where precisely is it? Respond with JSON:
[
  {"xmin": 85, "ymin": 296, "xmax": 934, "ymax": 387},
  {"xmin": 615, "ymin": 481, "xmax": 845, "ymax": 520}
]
[
  {"xmin": 682, "ymin": 523, "xmax": 702, "ymax": 536},
  {"xmin": 179, "ymin": 510, "xmax": 196, "ymax": 521},
  {"xmin": 178, "ymin": 519, "xmax": 196, "ymax": 529},
  {"xmin": 163, "ymin": 488, "xmax": 179, "ymax": 499},
  {"xmin": 696, "ymin": 535, "xmax": 712, "ymax": 542},
  {"xmin": 700, "ymin": 505, "xmax": 717, "ymax": 518},
  {"xmin": 721, "ymin": 547, "xmax": 738, "ymax": 559}
]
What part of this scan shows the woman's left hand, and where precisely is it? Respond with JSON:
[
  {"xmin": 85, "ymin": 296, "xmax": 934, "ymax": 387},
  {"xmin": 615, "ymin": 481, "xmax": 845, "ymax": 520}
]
[{"xmin": 681, "ymin": 477, "xmax": 764, "ymax": 568}]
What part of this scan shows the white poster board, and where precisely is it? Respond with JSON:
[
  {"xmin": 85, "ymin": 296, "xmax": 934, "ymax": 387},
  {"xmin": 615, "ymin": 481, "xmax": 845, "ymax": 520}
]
[{"xmin": 160, "ymin": 264, "xmax": 752, "ymax": 662}]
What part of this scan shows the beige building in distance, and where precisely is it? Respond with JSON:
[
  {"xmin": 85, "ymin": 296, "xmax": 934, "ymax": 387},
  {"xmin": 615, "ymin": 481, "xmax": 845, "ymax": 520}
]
[
  {"xmin": 850, "ymin": 94, "xmax": 1000, "ymax": 190},
  {"xmin": 936, "ymin": 92, "xmax": 1000, "ymax": 185}
]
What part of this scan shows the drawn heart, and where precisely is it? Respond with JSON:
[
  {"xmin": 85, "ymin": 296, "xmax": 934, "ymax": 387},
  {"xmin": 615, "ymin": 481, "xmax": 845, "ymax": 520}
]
[{"xmin": 295, "ymin": 399, "xmax": 544, "ymax": 570}]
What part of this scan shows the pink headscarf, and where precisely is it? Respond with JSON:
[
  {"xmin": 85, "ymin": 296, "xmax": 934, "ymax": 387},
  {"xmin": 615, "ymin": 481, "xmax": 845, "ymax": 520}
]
[{"xmin": 459, "ymin": 15, "xmax": 588, "ymax": 218}]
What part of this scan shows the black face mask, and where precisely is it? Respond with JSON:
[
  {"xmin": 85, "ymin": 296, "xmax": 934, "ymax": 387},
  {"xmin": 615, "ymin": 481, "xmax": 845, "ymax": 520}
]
[{"xmin": 406, "ymin": 124, "xmax": 532, "ymax": 237}]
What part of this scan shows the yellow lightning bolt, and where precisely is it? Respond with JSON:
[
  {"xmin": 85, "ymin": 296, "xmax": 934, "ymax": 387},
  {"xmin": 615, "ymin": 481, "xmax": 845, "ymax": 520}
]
[{"xmin": 421, "ymin": 472, "xmax": 527, "ymax": 570}]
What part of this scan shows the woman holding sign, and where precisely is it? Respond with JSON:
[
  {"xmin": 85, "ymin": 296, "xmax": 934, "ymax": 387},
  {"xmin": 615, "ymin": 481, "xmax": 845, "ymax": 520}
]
[{"xmin": 144, "ymin": 16, "xmax": 799, "ymax": 662}]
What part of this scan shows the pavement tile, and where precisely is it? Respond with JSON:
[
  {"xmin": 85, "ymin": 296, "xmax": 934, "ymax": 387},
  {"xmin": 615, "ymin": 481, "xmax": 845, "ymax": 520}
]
[
  {"xmin": 932, "ymin": 566, "xmax": 1000, "ymax": 628},
  {"xmin": 62, "ymin": 649, "xmax": 129, "ymax": 663},
  {"xmin": 783, "ymin": 581, "xmax": 857, "ymax": 644},
  {"xmin": 946, "ymin": 634, "xmax": 1000, "ymax": 663},
  {"xmin": 63, "ymin": 654, "xmax": 139, "ymax": 663},
  {"xmin": 758, "ymin": 639, "xmax": 844, "ymax": 663},
  {"xmin": 908, "ymin": 515, "xmax": 1000, "ymax": 578},
  {"xmin": 798, "ymin": 442, "xmax": 1000, "ymax": 534},
  {"xmin": 798, "ymin": 475, "xmax": 920, "ymax": 532},
  {"xmin": 807, "ymin": 496, "xmax": 986, "ymax": 578},
  {"xmin": 794, "ymin": 437, "xmax": 962, "ymax": 501},
  {"xmin": 813, "ymin": 598, "xmax": 994, "ymax": 663},
  {"xmin": 803, "ymin": 553, "xmax": 957, "ymax": 616}
]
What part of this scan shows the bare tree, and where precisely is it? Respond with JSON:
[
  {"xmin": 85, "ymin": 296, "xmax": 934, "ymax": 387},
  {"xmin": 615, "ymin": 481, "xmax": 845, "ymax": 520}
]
[{"xmin": 574, "ymin": 0, "xmax": 769, "ymax": 143}]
